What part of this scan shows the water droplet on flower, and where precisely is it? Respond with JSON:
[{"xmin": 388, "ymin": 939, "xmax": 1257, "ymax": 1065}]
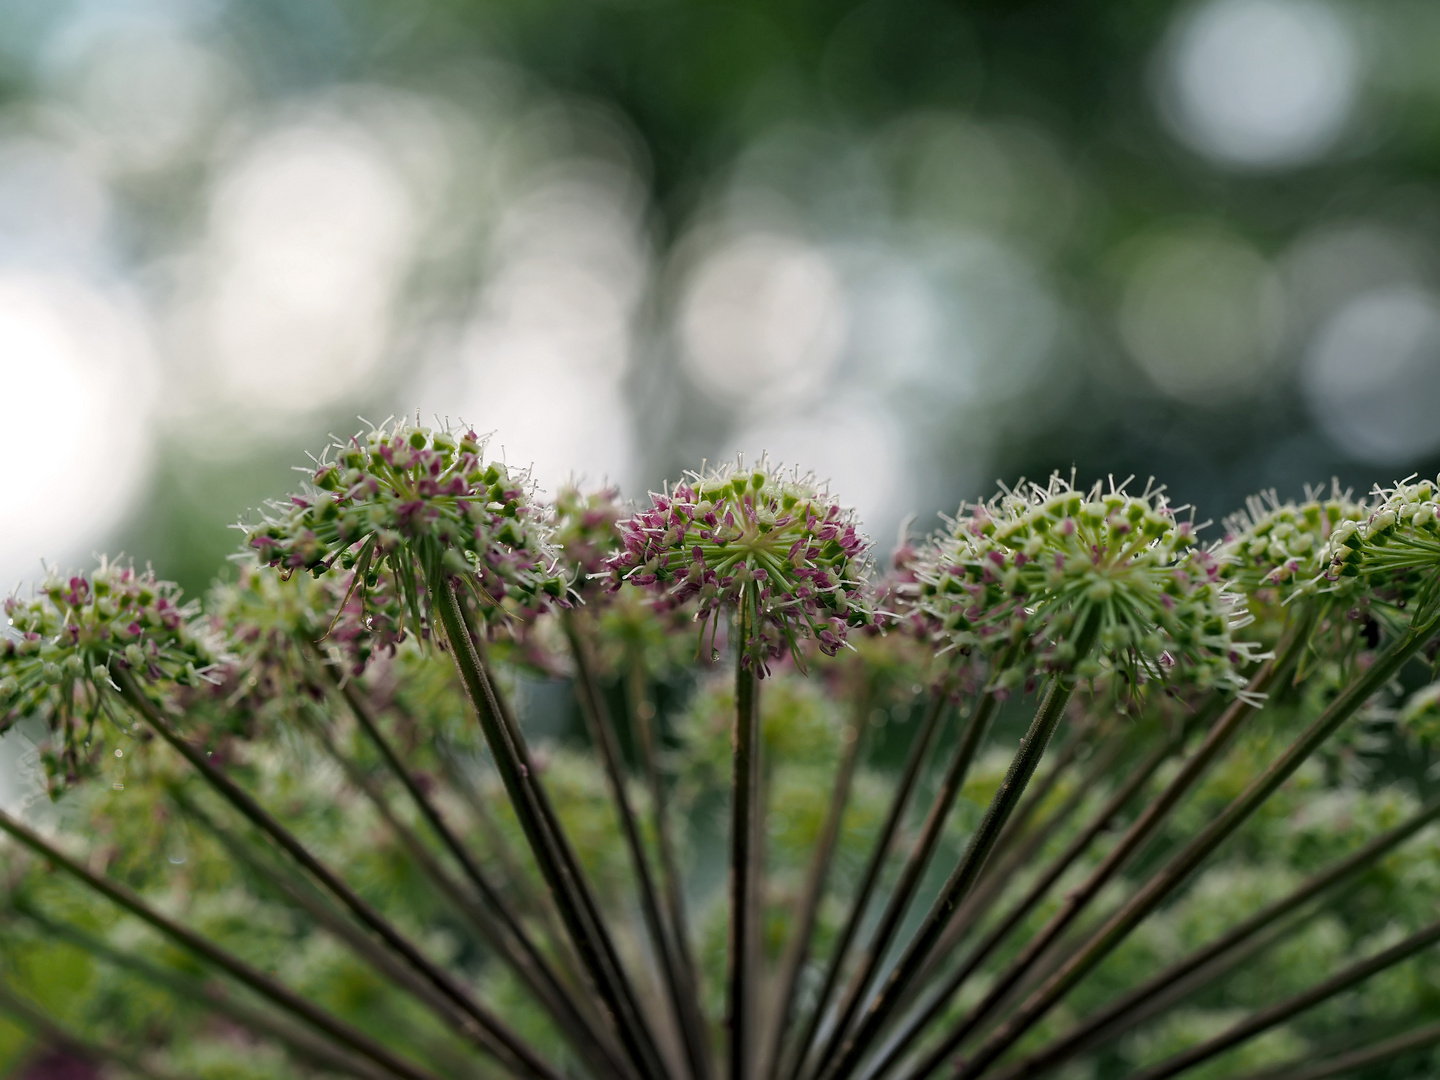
[
  {"xmin": 710, "ymin": 648, "xmax": 721, "ymax": 662},
  {"xmin": 168, "ymin": 855, "xmax": 186, "ymax": 865},
  {"xmin": 114, "ymin": 748, "xmax": 123, "ymax": 758}
]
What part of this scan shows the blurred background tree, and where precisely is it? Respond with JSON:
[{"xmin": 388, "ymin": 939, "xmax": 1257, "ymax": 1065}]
[{"xmin": 0, "ymin": 0, "xmax": 1437, "ymax": 592}]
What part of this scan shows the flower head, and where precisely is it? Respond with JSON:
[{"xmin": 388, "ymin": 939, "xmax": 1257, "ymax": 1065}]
[
  {"xmin": 2, "ymin": 559, "xmax": 218, "ymax": 788},
  {"xmin": 552, "ymin": 485, "xmax": 624, "ymax": 597},
  {"xmin": 243, "ymin": 420, "xmax": 568, "ymax": 642},
  {"xmin": 607, "ymin": 461, "xmax": 874, "ymax": 673},
  {"xmin": 1220, "ymin": 486, "xmax": 1368, "ymax": 598},
  {"xmin": 912, "ymin": 474, "xmax": 1250, "ymax": 695},
  {"xmin": 1321, "ymin": 474, "xmax": 1440, "ymax": 628}
]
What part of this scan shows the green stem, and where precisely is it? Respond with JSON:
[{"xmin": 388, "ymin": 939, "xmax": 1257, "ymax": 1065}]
[
  {"xmin": 810, "ymin": 683, "xmax": 1005, "ymax": 1079},
  {"xmin": 113, "ymin": 671, "xmax": 557, "ymax": 1080},
  {"xmin": 951, "ymin": 610, "xmax": 1440, "ymax": 1080},
  {"xmin": 565, "ymin": 611, "xmax": 708, "ymax": 1080},
  {"xmin": 429, "ymin": 572, "xmax": 669, "ymax": 1080},
  {"xmin": 1002, "ymin": 792, "xmax": 1440, "ymax": 1079},
  {"xmin": 759, "ymin": 693, "xmax": 869, "ymax": 1080},
  {"xmin": 784, "ymin": 679, "xmax": 953, "ymax": 1080},
  {"xmin": 1127, "ymin": 915, "xmax": 1440, "ymax": 1080},
  {"xmin": 730, "ymin": 597, "xmax": 763, "ymax": 1080},
  {"xmin": 820, "ymin": 617, "xmax": 1101, "ymax": 1080},
  {"xmin": 0, "ymin": 807, "xmax": 442, "ymax": 1080}
]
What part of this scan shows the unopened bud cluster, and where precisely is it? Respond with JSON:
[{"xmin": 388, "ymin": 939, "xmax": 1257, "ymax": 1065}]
[
  {"xmin": 1220, "ymin": 489, "xmax": 1368, "ymax": 599},
  {"xmin": 244, "ymin": 421, "xmax": 568, "ymax": 635},
  {"xmin": 607, "ymin": 463, "xmax": 874, "ymax": 670},
  {"xmin": 910, "ymin": 475, "xmax": 1248, "ymax": 693},
  {"xmin": 1323, "ymin": 476, "xmax": 1440, "ymax": 625},
  {"xmin": 1, "ymin": 560, "xmax": 216, "ymax": 726}
]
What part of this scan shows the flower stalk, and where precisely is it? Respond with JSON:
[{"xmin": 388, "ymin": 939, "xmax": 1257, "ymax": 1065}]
[{"xmin": 949, "ymin": 605, "xmax": 1440, "ymax": 1080}]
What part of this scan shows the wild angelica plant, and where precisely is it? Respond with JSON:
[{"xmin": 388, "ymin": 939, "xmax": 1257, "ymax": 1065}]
[{"xmin": 2, "ymin": 423, "xmax": 1440, "ymax": 1080}]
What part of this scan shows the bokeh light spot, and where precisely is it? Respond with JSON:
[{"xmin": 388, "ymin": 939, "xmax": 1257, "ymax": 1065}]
[
  {"xmin": 199, "ymin": 118, "xmax": 417, "ymax": 413},
  {"xmin": 0, "ymin": 273, "xmax": 153, "ymax": 584},
  {"xmin": 1118, "ymin": 229, "xmax": 1285, "ymax": 402},
  {"xmin": 680, "ymin": 234, "xmax": 848, "ymax": 411},
  {"xmin": 1160, "ymin": 0, "xmax": 1359, "ymax": 169},
  {"xmin": 422, "ymin": 173, "xmax": 646, "ymax": 492},
  {"xmin": 1303, "ymin": 286, "xmax": 1440, "ymax": 463}
]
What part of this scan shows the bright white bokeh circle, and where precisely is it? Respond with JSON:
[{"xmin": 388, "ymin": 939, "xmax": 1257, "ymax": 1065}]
[
  {"xmin": 1160, "ymin": 0, "xmax": 1359, "ymax": 169},
  {"xmin": 199, "ymin": 119, "xmax": 418, "ymax": 413},
  {"xmin": 1303, "ymin": 286, "xmax": 1440, "ymax": 464},
  {"xmin": 0, "ymin": 272, "xmax": 154, "ymax": 585},
  {"xmin": 680, "ymin": 234, "xmax": 848, "ymax": 411},
  {"xmin": 421, "ymin": 175, "xmax": 646, "ymax": 493}
]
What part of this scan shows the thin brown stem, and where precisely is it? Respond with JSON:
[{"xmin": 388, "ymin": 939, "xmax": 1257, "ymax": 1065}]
[
  {"xmin": 869, "ymin": 728, "xmax": 1172, "ymax": 1080},
  {"xmin": 730, "ymin": 598, "xmax": 763, "ymax": 1080},
  {"xmin": 7, "ymin": 903, "xmax": 400, "ymax": 1080},
  {"xmin": 431, "ymin": 573, "xmax": 669, "ymax": 1080},
  {"xmin": 628, "ymin": 653, "xmax": 712, "ymax": 1080},
  {"xmin": 177, "ymin": 791, "xmax": 545, "ymax": 1076},
  {"xmin": 1233, "ymin": 1018, "xmax": 1440, "ymax": 1080},
  {"xmin": 810, "ymin": 685, "xmax": 1005, "ymax": 1079},
  {"xmin": 323, "ymin": 669, "xmax": 625, "ymax": 1075},
  {"xmin": 907, "ymin": 628, "xmax": 1312, "ymax": 1080},
  {"xmin": 823, "ymin": 615, "xmax": 1100, "ymax": 1080},
  {"xmin": 291, "ymin": 704, "xmax": 631, "ymax": 1080},
  {"xmin": 1126, "ymin": 914, "xmax": 1440, "ymax": 1080},
  {"xmin": 433, "ymin": 744, "xmax": 574, "ymax": 963}
]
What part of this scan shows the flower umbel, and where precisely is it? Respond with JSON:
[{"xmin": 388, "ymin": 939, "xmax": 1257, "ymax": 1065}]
[
  {"xmin": 1220, "ymin": 485, "xmax": 1368, "ymax": 598},
  {"xmin": 607, "ymin": 461, "xmax": 874, "ymax": 672},
  {"xmin": 1322, "ymin": 474, "xmax": 1440, "ymax": 627},
  {"xmin": 1, "ymin": 559, "xmax": 217, "ymax": 787},
  {"xmin": 912, "ymin": 474, "xmax": 1250, "ymax": 694},
  {"xmin": 243, "ymin": 420, "xmax": 567, "ymax": 640}
]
